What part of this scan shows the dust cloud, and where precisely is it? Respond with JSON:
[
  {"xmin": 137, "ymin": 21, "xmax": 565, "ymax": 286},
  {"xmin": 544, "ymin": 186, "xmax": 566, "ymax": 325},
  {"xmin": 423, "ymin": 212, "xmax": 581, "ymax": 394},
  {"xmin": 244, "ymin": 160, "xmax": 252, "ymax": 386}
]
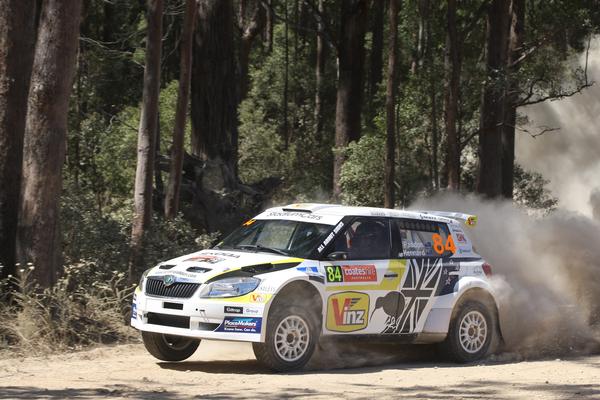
[
  {"xmin": 517, "ymin": 37, "xmax": 600, "ymax": 217},
  {"xmin": 413, "ymin": 193, "xmax": 600, "ymax": 358}
]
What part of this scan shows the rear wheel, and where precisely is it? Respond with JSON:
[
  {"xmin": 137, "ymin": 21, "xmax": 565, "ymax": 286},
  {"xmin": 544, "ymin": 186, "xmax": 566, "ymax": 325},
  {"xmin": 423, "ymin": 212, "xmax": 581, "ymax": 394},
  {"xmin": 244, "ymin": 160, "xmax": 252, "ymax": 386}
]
[
  {"xmin": 439, "ymin": 300, "xmax": 495, "ymax": 363},
  {"xmin": 142, "ymin": 331, "xmax": 200, "ymax": 361},
  {"xmin": 253, "ymin": 305, "xmax": 319, "ymax": 372}
]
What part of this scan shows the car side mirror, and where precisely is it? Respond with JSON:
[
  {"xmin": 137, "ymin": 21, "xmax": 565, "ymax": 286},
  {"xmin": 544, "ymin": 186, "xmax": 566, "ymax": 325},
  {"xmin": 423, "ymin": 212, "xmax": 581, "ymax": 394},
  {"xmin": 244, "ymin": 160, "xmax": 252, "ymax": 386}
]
[{"xmin": 326, "ymin": 251, "xmax": 347, "ymax": 261}]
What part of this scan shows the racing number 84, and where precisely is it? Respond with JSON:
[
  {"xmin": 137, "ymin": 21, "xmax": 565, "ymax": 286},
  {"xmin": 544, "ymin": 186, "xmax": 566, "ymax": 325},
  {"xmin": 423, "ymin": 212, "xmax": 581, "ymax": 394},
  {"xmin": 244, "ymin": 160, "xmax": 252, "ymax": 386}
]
[
  {"xmin": 432, "ymin": 233, "xmax": 456, "ymax": 255},
  {"xmin": 325, "ymin": 265, "xmax": 343, "ymax": 283}
]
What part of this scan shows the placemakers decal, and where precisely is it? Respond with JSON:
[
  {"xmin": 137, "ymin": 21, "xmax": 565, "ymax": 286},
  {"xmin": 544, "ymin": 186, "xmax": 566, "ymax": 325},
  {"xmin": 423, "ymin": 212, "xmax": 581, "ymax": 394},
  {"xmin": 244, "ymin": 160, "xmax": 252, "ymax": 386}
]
[
  {"xmin": 326, "ymin": 292, "xmax": 369, "ymax": 332},
  {"xmin": 325, "ymin": 265, "xmax": 377, "ymax": 283},
  {"xmin": 131, "ymin": 296, "xmax": 137, "ymax": 320},
  {"xmin": 217, "ymin": 317, "xmax": 262, "ymax": 333},
  {"xmin": 318, "ymin": 221, "xmax": 345, "ymax": 253}
]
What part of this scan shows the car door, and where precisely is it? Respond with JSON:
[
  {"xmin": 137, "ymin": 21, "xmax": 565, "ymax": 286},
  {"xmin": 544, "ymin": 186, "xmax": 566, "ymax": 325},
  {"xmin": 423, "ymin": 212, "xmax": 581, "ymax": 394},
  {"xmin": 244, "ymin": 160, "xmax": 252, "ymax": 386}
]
[
  {"xmin": 373, "ymin": 218, "xmax": 456, "ymax": 335},
  {"xmin": 319, "ymin": 217, "xmax": 405, "ymax": 335}
]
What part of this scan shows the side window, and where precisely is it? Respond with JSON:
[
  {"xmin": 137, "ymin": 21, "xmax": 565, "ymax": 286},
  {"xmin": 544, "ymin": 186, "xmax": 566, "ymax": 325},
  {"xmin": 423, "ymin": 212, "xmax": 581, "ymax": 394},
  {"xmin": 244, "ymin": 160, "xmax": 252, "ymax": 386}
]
[
  {"xmin": 392, "ymin": 219, "xmax": 454, "ymax": 258},
  {"xmin": 329, "ymin": 218, "xmax": 391, "ymax": 260}
]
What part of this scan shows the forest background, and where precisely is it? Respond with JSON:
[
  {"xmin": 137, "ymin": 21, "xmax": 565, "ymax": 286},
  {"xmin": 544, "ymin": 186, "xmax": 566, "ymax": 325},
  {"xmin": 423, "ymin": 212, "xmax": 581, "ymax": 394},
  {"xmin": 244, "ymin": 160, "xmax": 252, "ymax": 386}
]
[{"xmin": 0, "ymin": 0, "xmax": 599, "ymax": 354}]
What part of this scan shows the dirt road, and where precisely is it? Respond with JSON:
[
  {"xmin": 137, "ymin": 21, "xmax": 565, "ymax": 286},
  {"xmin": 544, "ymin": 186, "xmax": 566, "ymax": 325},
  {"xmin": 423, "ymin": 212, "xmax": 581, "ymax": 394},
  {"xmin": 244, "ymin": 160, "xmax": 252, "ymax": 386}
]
[{"xmin": 1, "ymin": 340, "xmax": 599, "ymax": 399}]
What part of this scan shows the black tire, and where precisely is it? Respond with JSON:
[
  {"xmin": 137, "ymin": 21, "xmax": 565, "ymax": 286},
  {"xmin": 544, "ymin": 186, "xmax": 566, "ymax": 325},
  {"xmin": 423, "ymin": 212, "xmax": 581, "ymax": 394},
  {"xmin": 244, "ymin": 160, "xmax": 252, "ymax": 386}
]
[
  {"xmin": 142, "ymin": 331, "xmax": 200, "ymax": 361},
  {"xmin": 253, "ymin": 305, "xmax": 319, "ymax": 372},
  {"xmin": 438, "ymin": 300, "xmax": 496, "ymax": 363}
]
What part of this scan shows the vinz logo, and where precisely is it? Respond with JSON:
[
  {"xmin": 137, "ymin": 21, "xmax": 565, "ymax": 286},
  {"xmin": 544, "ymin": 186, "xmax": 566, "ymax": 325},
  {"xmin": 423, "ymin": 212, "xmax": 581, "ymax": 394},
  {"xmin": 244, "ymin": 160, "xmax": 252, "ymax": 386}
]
[{"xmin": 326, "ymin": 292, "xmax": 369, "ymax": 332}]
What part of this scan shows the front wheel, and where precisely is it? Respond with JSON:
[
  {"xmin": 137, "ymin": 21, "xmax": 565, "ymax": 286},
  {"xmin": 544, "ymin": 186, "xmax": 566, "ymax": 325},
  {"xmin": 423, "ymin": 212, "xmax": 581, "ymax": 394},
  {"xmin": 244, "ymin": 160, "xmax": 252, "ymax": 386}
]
[
  {"xmin": 142, "ymin": 331, "xmax": 200, "ymax": 361},
  {"xmin": 253, "ymin": 305, "xmax": 319, "ymax": 372},
  {"xmin": 438, "ymin": 300, "xmax": 496, "ymax": 363}
]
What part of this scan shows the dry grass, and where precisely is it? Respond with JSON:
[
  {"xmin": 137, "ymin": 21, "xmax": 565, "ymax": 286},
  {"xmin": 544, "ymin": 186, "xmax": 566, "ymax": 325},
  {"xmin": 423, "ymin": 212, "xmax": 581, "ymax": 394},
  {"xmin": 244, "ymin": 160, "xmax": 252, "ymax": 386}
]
[{"xmin": 0, "ymin": 262, "xmax": 138, "ymax": 357}]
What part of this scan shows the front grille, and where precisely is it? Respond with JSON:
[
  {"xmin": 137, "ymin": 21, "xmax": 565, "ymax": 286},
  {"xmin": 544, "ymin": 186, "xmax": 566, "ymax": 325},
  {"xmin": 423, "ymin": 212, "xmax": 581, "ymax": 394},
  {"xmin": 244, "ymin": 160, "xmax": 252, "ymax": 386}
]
[
  {"xmin": 147, "ymin": 312, "xmax": 190, "ymax": 328},
  {"xmin": 145, "ymin": 278, "xmax": 200, "ymax": 298}
]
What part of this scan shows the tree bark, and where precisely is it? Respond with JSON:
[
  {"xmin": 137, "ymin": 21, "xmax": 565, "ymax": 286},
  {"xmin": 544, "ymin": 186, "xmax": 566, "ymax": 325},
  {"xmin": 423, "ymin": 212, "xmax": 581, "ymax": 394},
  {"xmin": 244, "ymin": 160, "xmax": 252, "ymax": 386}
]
[
  {"xmin": 384, "ymin": 0, "xmax": 399, "ymax": 209},
  {"xmin": 368, "ymin": 0, "xmax": 385, "ymax": 101},
  {"xmin": 129, "ymin": 0, "xmax": 163, "ymax": 283},
  {"xmin": 0, "ymin": 0, "xmax": 37, "ymax": 280},
  {"xmin": 314, "ymin": 0, "xmax": 325, "ymax": 142},
  {"xmin": 476, "ymin": 0, "xmax": 510, "ymax": 198},
  {"xmin": 191, "ymin": 0, "xmax": 238, "ymax": 185},
  {"xmin": 332, "ymin": 0, "xmax": 369, "ymax": 200},
  {"xmin": 265, "ymin": 0, "xmax": 274, "ymax": 53},
  {"xmin": 444, "ymin": 0, "xmax": 461, "ymax": 190},
  {"xmin": 239, "ymin": 0, "xmax": 265, "ymax": 101},
  {"xmin": 17, "ymin": 0, "xmax": 82, "ymax": 287},
  {"xmin": 501, "ymin": 0, "xmax": 525, "ymax": 199},
  {"xmin": 283, "ymin": 0, "xmax": 290, "ymax": 148},
  {"xmin": 165, "ymin": 0, "xmax": 197, "ymax": 219}
]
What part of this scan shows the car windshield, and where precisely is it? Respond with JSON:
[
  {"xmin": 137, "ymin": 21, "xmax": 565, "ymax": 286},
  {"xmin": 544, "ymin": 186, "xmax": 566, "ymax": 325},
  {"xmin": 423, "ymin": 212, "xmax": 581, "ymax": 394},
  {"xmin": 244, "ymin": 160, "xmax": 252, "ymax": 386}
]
[{"xmin": 215, "ymin": 219, "xmax": 332, "ymax": 259}]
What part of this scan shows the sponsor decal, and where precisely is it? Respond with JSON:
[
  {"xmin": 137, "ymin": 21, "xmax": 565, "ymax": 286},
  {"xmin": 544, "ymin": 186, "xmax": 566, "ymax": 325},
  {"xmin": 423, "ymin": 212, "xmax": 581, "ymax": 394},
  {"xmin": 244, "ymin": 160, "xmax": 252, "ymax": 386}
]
[
  {"xmin": 242, "ymin": 219, "xmax": 256, "ymax": 226},
  {"xmin": 297, "ymin": 266, "xmax": 320, "ymax": 274},
  {"xmin": 250, "ymin": 293, "xmax": 266, "ymax": 303},
  {"xmin": 131, "ymin": 302, "xmax": 137, "ymax": 320},
  {"xmin": 325, "ymin": 265, "xmax": 377, "ymax": 283},
  {"xmin": 202, "ymin": 251, "xmax": 241, "ymax": 258},
  {"xmin": 318, "ymin": 221, "xmax": 345, "ymax": 253},
  {"xmin": 218, "ymin": 317, "xmax": 262, "ymax": 333},
  {"xmin": 244, "ymin": 307, "xmax": 261, "ymax": 315},
  {"xmin": 224, "ymin": 306, "xmax": 243, "ymax": 314},
  {"xmin": 185, "ymin": 255, "xmax": 225, "ymax": 264},
  {"xmin": 154, "ymin": 270, "xmax": 197, "ymax": 279},
  {"xmin": 256, "ymin": 284, "xmax": 278, "ymax": 293},
  {"xmin": 326, "ymin": 292, "xmax": 369, "ymax": 332},
  {"xmin": 374, "ymin": 258, "xmax": 443, "ymax": 334},
  {"xmin": 455, "ymin": 233, "xmax": 466, "ymax": 243},
  {"xmin": 265, "ymin": 211, "xmax": 323, "ymax": 221}
]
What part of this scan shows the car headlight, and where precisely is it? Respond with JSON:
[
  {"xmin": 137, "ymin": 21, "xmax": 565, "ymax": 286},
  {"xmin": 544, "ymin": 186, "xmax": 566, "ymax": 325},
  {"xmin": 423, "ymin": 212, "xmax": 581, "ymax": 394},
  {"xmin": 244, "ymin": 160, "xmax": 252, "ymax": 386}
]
[
  {"xmin": 138, "ymin": 267, "xmax": 153, "ymax": 292},
  {"xmin": 199, "ymin": 277, "xmax": 260, "ymax": 298}
]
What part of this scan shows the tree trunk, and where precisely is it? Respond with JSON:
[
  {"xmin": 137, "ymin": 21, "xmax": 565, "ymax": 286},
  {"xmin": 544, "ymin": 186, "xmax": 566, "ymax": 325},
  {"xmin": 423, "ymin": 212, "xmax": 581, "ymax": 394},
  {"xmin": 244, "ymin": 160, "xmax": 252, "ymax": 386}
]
[
  {"xmin": 165, "ymin": 0, "xmax": 197, "ymax": 219},
  {"xmin": 16, "ymin": 0, "xmax": 82, "ymax": 287},
  {"xmin": 501, "ymin": 0, "xmax": 525, "ymax": 199},
  {"xmin": 191, "ymin": 0, "xmax": 238, "ymax": 186},
  {"xmin": 0, "ymin": 0, "xmax": 37, "ymax": 281},
  {"xmin": 332, "ymin": 0, "xmax": 369, "ymax": 200},
  {"xmin": 283, "ymin": 0, "xmax": 290, "ymax": 149},
  {"xmin": 444, "ymin": 0, "xmax": 461, "ymax": 190},
  {"xmin": 129, "ymin": 0, "xmax": 163, "ymax": 283},
  {"xmin": 265, "ymin": 0, "xmax": 273, "ymax": 53},
  {"xmin": 239, "ymin": 0, "xmax": 265, "ymax": 101},
  {"xmin": 384, "ymin": 0, "xmax": 399, "ymax": 209},
  {"xmin": 314, "ymin": 0, "xmax": 325, "ymax": 142},
  {"xmin": 476, "ymin": 0, "xmax": 510, "ymax": 198},
  {"xmin": 368, "ymin": 0, "xmax": 385, "ymax": 101}
]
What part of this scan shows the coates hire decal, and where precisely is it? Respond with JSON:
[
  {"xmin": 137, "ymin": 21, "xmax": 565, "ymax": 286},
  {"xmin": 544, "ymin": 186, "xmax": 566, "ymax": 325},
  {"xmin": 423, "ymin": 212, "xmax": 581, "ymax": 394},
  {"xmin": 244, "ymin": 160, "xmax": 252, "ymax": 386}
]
[{"xmin": 218, "ymin": 317, "xmax": 262, "ymax": 333}]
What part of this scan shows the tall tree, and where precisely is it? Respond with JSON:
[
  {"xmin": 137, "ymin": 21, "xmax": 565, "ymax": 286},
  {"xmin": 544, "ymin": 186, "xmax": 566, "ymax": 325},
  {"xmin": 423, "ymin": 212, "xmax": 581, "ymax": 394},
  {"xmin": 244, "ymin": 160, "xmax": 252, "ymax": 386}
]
[
  {"xmin": 314, "ymin": 0, "xmax": 325, "ymax": 141},
  {"xmin": 501, "ymin": 0, "xmax": 524, "ymax": 199},
  {"xmin": 384, "ymin": 0, "xmax": 399, "ymax": 208},
  {"xmin": 16, "ymin": 0, "xmax": 82, "ymax": 287},
  {"xmin": 165, "ymin": 0, "xmax": 197, "ymax": 220},
  {"xmin": 444, "ymin": 0, "xmax": 461, "ymax": 190},
  {"xmin": 332, "ymin": 0, "xmax": 369, "ymax": 200},
  {"xmin": 476, "ymin": 0, "xmax": 510, "ymax": 198},
  {"xmin": 129, "ymin": 0, "xmax": 163, "ymax": 282},
  {"xmin": 239, "ymin": 0, "xmax": 266, "ymax": 101},
  {"xmin": 368, "ymin": 0, "xmax": 385, "ymax": 103},
  {"xmin": 191, "ymin": 0, "xmax": 238, "ymax": 186},
  {"xmin": 0, "ymin": 0, "xmax": 37, "ymax": 280}
]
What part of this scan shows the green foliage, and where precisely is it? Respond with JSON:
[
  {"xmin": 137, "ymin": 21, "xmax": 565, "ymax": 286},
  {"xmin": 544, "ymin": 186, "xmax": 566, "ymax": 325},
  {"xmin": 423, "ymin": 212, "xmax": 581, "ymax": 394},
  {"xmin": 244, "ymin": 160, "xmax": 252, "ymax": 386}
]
[{"xmin": 339, "ymin": 134, "xmax": 385, "ymax": 207}]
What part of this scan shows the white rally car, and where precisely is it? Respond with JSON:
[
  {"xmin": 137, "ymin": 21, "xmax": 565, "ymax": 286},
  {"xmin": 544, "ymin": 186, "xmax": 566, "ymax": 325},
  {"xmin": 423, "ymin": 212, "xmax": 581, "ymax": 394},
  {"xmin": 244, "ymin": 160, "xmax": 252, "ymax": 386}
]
[{"xmin": 132, "ymin": 203, "xmax": 500, "ymax": 371}]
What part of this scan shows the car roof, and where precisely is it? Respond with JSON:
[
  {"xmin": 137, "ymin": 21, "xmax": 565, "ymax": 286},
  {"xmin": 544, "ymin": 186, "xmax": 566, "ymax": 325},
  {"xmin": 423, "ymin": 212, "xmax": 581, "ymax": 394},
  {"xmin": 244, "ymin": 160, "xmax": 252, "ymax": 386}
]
[{"xmin": 258, "ymin": 203, "xmax": 461, "ymax": 226}]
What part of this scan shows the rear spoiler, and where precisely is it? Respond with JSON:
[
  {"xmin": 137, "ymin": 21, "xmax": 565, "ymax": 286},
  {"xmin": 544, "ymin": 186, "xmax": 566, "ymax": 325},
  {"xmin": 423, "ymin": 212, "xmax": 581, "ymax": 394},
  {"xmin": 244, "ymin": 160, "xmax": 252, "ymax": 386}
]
[{"xmin": 420, "ymin": 211, "xmax": 478, "ymax": 227}]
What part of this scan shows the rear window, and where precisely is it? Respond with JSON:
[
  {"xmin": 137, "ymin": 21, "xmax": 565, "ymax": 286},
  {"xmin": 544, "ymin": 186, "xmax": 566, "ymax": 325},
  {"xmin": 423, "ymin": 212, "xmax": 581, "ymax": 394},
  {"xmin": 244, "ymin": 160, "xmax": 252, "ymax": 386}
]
[{"xmin": 392, "ymin": 219, "xmax": 454, "ymax": 258}]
